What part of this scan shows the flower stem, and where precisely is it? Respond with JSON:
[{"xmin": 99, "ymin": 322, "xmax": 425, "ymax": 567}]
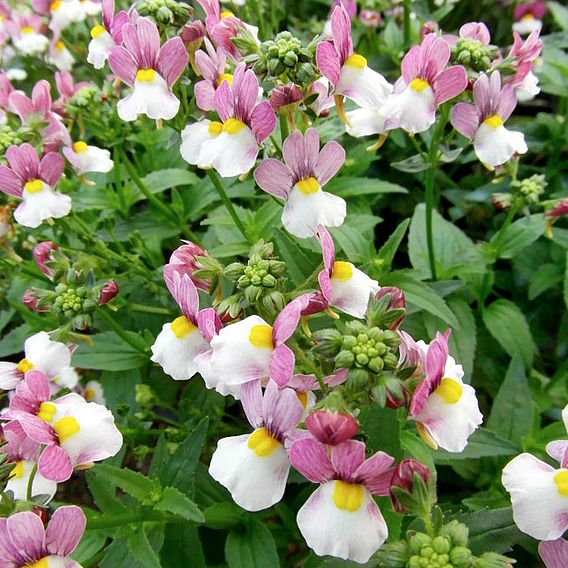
[
  {"xmin": 26, "ymin": 461, "xmax": 38, "ymax": 501},
  {"xmin": 403, "ymin": 0, "xmax": 412, "ymax": 47},
  {"xmin": 207, "ymin": 169, "xmax": 250, "ymax": 243},
  {"xmin": 279, "ymin": 113, "xmax": 290, "ymax": 144},
  {"xmin": 97, "ymin": 308, "xmax": 147, "ymax": 353}
]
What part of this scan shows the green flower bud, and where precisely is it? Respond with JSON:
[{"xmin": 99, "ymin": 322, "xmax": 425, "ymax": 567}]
[
  {"xmin": 432, "ymin": 537, "xmax": 450, "ymax": 555},
  {"xmin": 135, "ymin": 384, "xmax": 158, "ymax": 408},
  {"xmin": 439, "ymin": 520, "xmax": 469, "ymax": 548},
  {"xmin": 450, "ymin": 546, "xmax": 472, "ymax": 566},
  {"xmin": 410, "ymin": 533, "xmax": 432, "ymax": 555},
  {"xmin": 224, "ymin": 262, "xmax": 245, "ymax": 280},
  {"xmin": 335, "ymin": 349, "xmax": 355, "ymax": 368},
  {"xmin": 261, "ymin": 274, "xmax": 277, "ymax": 287},
  {"xmin": 368, "ymin": 356, "xmax": 384, "ymax": 373}
]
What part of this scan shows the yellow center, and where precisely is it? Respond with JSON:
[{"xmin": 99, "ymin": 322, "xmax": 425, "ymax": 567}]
[
  {"xmin": 248, "ymin": 324, "xmax": 274, "ymax": 349},
  {"xmin": 84, "ymin": 388, "xmax": 95, "ymax": 400},
  {"xmin": 217, "ymin": 73, "xmax": 233, "ymax": 87},
  {"xmin": 332, "ymin": 480, "xmax": 364, "ymax": 511},
  {"xmin": 53, "ymin": 416, "xmax": 80, "ymax": 443},
  {"xmin": 170, "ymin": 315, "xmax": 197, "ymax": 339},
  {"xmin": 136, "ymin": 68, "xmax": 156, "ymax": 83},
  {"xmin": 522, "ymin": 13, "xmax": 535, "ymax": 21},
  {"xmin": 24, "ymin": 179, "xmax": 44, "ymax": 194},
  {"xmin": 17, "ymin": 358, "xmax": 34, "ymax": 374},
  {"xmin": 50, "ymin": 0, "xmax": 61, "ymax": 11},
  {"xmin": 417, "ymin": 422, "xmax": 438, "ymax": 450},
  {"xmin": 9, "ymin": 461, "xmax": 25, "ymax": 479},
  {"xmin": 554, "ymin": 470, "xmax": 568, "ymax": 497},
  {"xmin": 90, "ymin": 24, "xmax": 106, "ymax": 39},
  {"xmin": 73, "ymin": 141, "xmax": 88, "ymax": 153},
  {"xmin": 331, "ymin": 261, "xmax": 353, "ymax": 281},
  {"xmin": 208, "ymin": 121, "xmax": 223, "ymax": 136},
  {"xmin": 483, "ymin": 114, "xmax": 504, "ymax": 128},
  {"xmin": 220, "ymin": 10, "xmax": 234, "ymax": 18},
  {"xmin": 296, "ymin": 391, "xmax": 308, "ymax": 408},
  {"xmin": 38, "ymin": 402, "xmax": 56, "ymax": 423},
  {"xmin": 55, "ymin": 40, "xmax": 65, "ymax": 51},
  {"xmin": 21, "ymin": 26, "xmax": 33, "ymax": 34},
  {"xmin": 434, "ymin": 378, "xmax": 463, "ymax": 404},
  {"xmin": 222, "ymin": 117, "xmax": 246, "ymax": 135},
  {"xmin": 410, "ymin": 78, "xmax": 430, "ymax": 92},
  {"xmin": 26, "ymin": 557, "xmax": 49, "ymax": 568},
  {"xmin": 344, "ymin": 53, "xmax": 367, "ymax": 69},
  {"xmin": 247, "ymin": 427, "xmax": 280, "ymax": 457},
  {"xmin": 296, "ymin": 177, "xmax": 320, "ymax": 195}
]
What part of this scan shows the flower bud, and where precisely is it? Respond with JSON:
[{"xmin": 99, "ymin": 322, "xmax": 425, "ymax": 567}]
[
  {"xmin": 165, "ymin": 241, "xmax": 210, "ymax": 291},
  {"xmin": 546, "ymin": 197, "xmax": 568, "ymax": 220},
  {"xmin": 390, "ymin": 459, "xmax": 431, "ymax": 513},
  {"xmin": 270, "ymin": 83, "xmax": 302, "ymax": 113},
  {"xmin": 22, "ymin": 289, "xmax": 48, "ymax": 312},
  {"xmin": 33, "ymin": 241, "xmax": 59, "ymax": 279},
  {"xmin": 181, "ymin": 20, "xmax": 205, "ymax": 49},
  {"xmin": 359, "ymin": 9, "xmax": 381, "ymax": 28},
  {"xmin": 420, "ymin": 21, "xmax": 439, "ymax": 42},
  {"xmin": 450, "ymin": 546, "xmax": 472, "ymax": 566},
  {"xmin": 98, "ymin": 280, "xmax": 119, "ymax": 305},
  {"xmin": 375, "ymin": 286, "xmax": 406, "ymax": 330},
  {"xmin": 305, "ymin": 410, "xmax": 359, "ymax": 445}
]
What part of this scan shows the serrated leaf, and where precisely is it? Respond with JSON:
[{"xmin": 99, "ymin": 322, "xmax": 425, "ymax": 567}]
[
  {"xmin": 204, "ymin": 502, "xmax": 244, "ymax": 529},
  {"xmin": 155, "ymin": 487, "xmax": 204, "ymax": 522},
  {"xmin": 161, "ymin": 525, "xmax": 206, "ymax": 568},
  {"xmin": 0, "ymin": 323, "xmax": 30, "ymax": 357},
  {"xmin": 127, "ymin": 526, "xmax": 162, "ymax": 568},
  {"xmin": 93, "ymin": 463, "xmax": 160, "ymax": 503},
  {"xmin": 86, "ymin": 470, "xmax": 128, "ymax": 514},
  {"xmin": 225, "ymin": 520, "xmax": 279, "ymax": 568},
  {"xmin": 493, "ymin": 214, "xmax": 545, "ymax": 259},
  {"xmin": 72, "ymin": 332, "xmax": 147, "ymax": 371}
]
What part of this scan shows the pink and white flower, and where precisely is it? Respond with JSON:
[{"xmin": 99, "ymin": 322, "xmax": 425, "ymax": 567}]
[
  {"xmin": 180, "ymin": 64, "xmax": 276, "ymax": 178},
  {"xmin": 52, "ymin": 71, "xmax": 90, "ymax": 115},
  {"xmin": 451, "ymin": 71, "xmax": 528, "ymax": 168},
  {"xmin": 513, "ymin": 0, "xmax": 545, "ymax": 35},
  {"xmin": 253, "ymin": 128, "xmax": 346, "ymax": 238},
  {"xmin": 194, "ymin": 38, "xmax": 230, "ymax": 112},
  {"xmin": 164, "ymin": 241, "xmax": 211, "ymax": 292},
  {"xmin": 502, "ymin": 405, "xmax": 568, "ymax": 541},
  {"xmin": 33, "ymin": 0, "xmax": 86, "ymax": 32},
  {"xmin": 315, "ymin": 225, "xmax": 380, "ymax": 318},
  {"xmin": 0, "ymin": 506, "xmax": 86, "ymax": 568},
  {"xmin": 408, "ymin": 330, "xmax": 482, "ymax": 452},
  {"xmin": 316, "ymin": 4, "xmax": 391, "ymax": 124},
  {"xmin": 47, "ymin": 37, "xmax": 74, "ymax": 71},
  {"xmin": 506, "ymin": 30, "xmax": 543, "ymax": 103},
  {"xmin": 5, "ymin": 13, "xmax": 48, "ymax": 55},
  {"xmin": 63, "ymin": 141, "xmax": 114, "ymax": 175},
  {"xmin": 539, "ymin": 539, "xmax": 568, "ymax": 568},
  {"xmin": 108, "ymin": 17, "xmax": 188, "ymax": 121},
  {"xmin": 289, "ymin": 436, "xmax": 394, "ymax": 563},
  {"xmin": 87, "ymin": 0, "xmax": 129, "ymax": 69},
  {"xmin": 209, "ymin": 379, "xmax": 303, "ymax": 511},
  {"xmin": 0, "ymin": 143, "xmax": 70, "ymax": 228},
  {"xmin": 381, "ymin": 33, "xmax": 467, "ymax": 134},
  {"xmin": 3, "ymin": 370, "xmax": 123, "ymax": 482}
]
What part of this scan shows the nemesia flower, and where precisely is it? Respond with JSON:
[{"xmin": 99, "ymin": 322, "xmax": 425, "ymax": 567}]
[
  {"xmin": 253, "ymin": 128, "xmax": 347, "ymax": 238},
  {"xmin": 180, "ymin": 64, "xmax": 276, "ymax": 178},
  {"xmin": 289, "ymin": 436, "xmax": 394, "ymax": 563},
  {"xmin": 2, "ymin": 421, "xmax": 57, "ymax": 501},
  {"xmin": 546, "ymin": 198, "xmax": 568, "ymax": 220},
  {"xmin": 164, "ymin": 241, "xmax": 210, "ymax": 292},
  {"xmin": 87, "ymin": 0, "xmax": 129, "ymax": 69},
  {"xmin": 451, "ymin": 71, "xmax": 528, "ymax": 168},
  {"xmin": 33, "ymin": 0, "xmax": 86, "ymax": 32},
  {"xmin": 210, "ymin": 295, "xmax": 309, "ymax": 388},
  {"xmin": 79, "ymin": 0, "xmax": 102, "ymax": 17},
  {"xmin": 502, "ymin": 405, "xmax": 568, "ymax": 541},
  {"xmin": 53, "ymin": 71, "xmax": 90, "ymax": 115},
  {"xmin": 0, "ymin": 143, "xmax": 70, "ymax": 228},
  {"xmin": 270, "ymin": 83, "xmax": 303, "ymax": 114},
  {"xmin": 97, "ymin": 280, "xmax": 119, "ymax": 305},
  {"xmin": 3, "ymin": 370, "xmax": 123, "ymax": 482},
  {"xmin": 194, "ymin": 38, "xmax": 229, "ymax": 112},
  {"xmin": 539, "ymin": 539, "xmax": 568, "ymax": 568},
  {"xmin": 0, "ymin": 73, "xmax": 23, "ymax": 115},
  {"xmin": 317, "ymin": 4, "xmax": 391, "ymax": 123},
  {"xmin": 306, "ymin": 78, "xmax": 334, "ymax": 117},
  {"xmin": 287, "ymin": 369, "xmax": 349, "ymax": 414},
  {"xmin": 63, "ymin": 141, "xmax": 114, "ymax": 175},
  {"xmin": 209, "ymin": 379, "xmax": 303, "ymax": 511},
  {"xmin": 47, "ymin": 36, "xmax": 74, "ymax": 71},
  {"xmin": 315, "ymin": 225, "xmax": 380, "ymax": 318},
  {"xmin": 445, "ymin": 21, "xmax": 491, "ymax": 46},
  {"xmin": 82, "ymin": 379, "xmax": 105, "ymax": 405},
  {"xmin": 0, "ymin": 331, "xmax": 73, "ymax": 391},
  {"xmin": 5, "ymin": 13, "xmax": 48, "ymax": 55},
  {"xmin": 0, "ymin": 506, "xmax": 86, "ymax": 568},
  {"xmin": 381, "ymin": 33, "xmax": 467, "ymax": 134},
  {"xmin": 108, "ymin": 17, "xmax": 188, "ymax": 121},
  {"xmin": 305, "ymin": 408, "xmax": 358, "ymax": 445},
  {"xmin": 506, "ymin": 30, "xmax": 543, "ymax": 102},
  {"xmin": 513, "ymin": 0, "xmax": 545, "ymax": 35},
  {"xmin": 389, "ymin": 458, "xmax": 431, "ymax": 513},
  {"xmin": 408, "ymin": 330, "xmax": 483, "ymax": 452}
]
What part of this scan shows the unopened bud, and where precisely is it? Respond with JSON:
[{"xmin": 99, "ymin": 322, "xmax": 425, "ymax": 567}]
[
  {"xmin": 22, "ymin": 289, "xmax": 47, "ymax": 312},
  {"xmin": 270, "ymin": 83, "xmax": 302, "ymax": 113},
  {"xmin": 181, "ymin": 20, "xmax": 205, "ymax": 50},
  {"xmin": 421, "ymin": 21, "xmax": 439, "ymax": 42},
  {"xmin": 98, "ymin": 280, "xmax": 119, "ymax": 305},
  {"xmin": 390, "ymin": 459, "xmax": 431, "ymax": 513},
  {"xmin": 305, "ymin": 410, "xmax": 359, "ymax": 445},
  {"xmin": 33, "ymin": 241, "xmax": 59, "ymax": 279}
]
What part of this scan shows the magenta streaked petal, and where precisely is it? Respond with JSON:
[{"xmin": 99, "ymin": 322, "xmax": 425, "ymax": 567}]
[
  {"xmin": 401, "ymin": 45, "xmax": 420, "ymax": 84},
  {"xmin": 250, "ymin": 101, "xmax": 276, "ymax": 144},
  {"xmin": 164, "ymin": 270, "xmax": 199, "ymax": 322},
  {"xmin": 269, "ymin": 344, "xmax": 295, "ymax": 387},
  {"xmin": 254, "ymin": 158, "xmax": 292, "ymax": 199},
  {"xmin": 195, "ymin": 80, "xmax": 217, "ymax": 112},
  {"xmin": 546, "ymin": 440, "xmax": 568, "ymax": 468},
  {"xmin": 6, "ymin": 511, "xmax": 45, "ymax": 564},
  {"xmin": 496, "ymin": 84, "xmax": 517, "ymax": 122},
  {"xmin": 31, "ymin": 80, "xmax": 52, "ymax": 117},
  {"xmin": 282, "ymin": 129, "xmax": 308, "ymax": 181},
  {"xmin": 273, "ymin": 297, "xmax": 308, "ymax": 344},
  {"xmin": 214, "ymin": 78, "xmax": 234, "ymax": 122},
  {"xmin": 108, "ymin": 45, "xmax": 138, "ymax": 86},
  {"xmin": 459, "ymin": 22, "xmax": 490, "ymax": 45},
  {"xmin": 323, "ymin": 368, "xmax": 348, "ymax": 387},
  {"xmin": 46, "ymin": 506, "xmax": 86, "ymax": 556},
  {"xmin": 451, "ymin": 102, "xmax": 479, "ymax": 139},
  {"xmin": 197, "ymin": 0, "xmax": 220, "ymax": 20},
  {"xmin": 195, "ymin": 48, "xmax": 218, "ymax": 83},
  {"xmin": 15, "ymin": 414, "xmax": 56, "ymax": 445},
  {"xmin": 121, "ymin": 23, "xmax": 142, "ymax": 64},
  {"xmin": 432, "ymin": 65, "xmax": 467, "ymax": 105},
  {"xmin": 39, "ymin": 152, "xmax": 64, "ymax": 186},
  {"xmin": 288, "ymin": 437, "xmax": 335, "ymax": 483},
  {"xmin": 240, "ymin": 379, "xmax": 263, "ymax": 429},
  {"xmin": 262, "ymin": 380, "xmax": 303, "ymax": 437},
  {"xmin": 315, "ymin": 224, "xmax": 335, "ymax": 272},
  {"xmin": 234, "ymin": 67, "xmax": 259, "ymax": 124},
  {"xmin": 353, "ymin": 451, "xmax": 395, "ymax": 495},
  {"xmin": 0, "ymin": 164, "xmax": 23, "ymax": 197},
  {"xmin": 197, "ymin": 307, "xmax": 222, "ymax": 343},
  {"xmin": 316, "ymin": 41, "xmax": 341, "ymax": 87},
  {"xmin": 136, "ymin": 17, "xmax": 160, "ymax": 68},
  {"xmin": 55, "ymin": 71, "xmax": 74, "ymax": 98},
  {"xmin": 331, "ymin": 439, "xmax": 366, "ymax": 480},
  {"xmin": 314, "ymin": 140, "xmax": 345, "ymax": 186},
  {"xmin": 9, "ymin": 92, "xmax": 35, "ymax": 122},
  {"xmin": 157, "ymin": 37, "xmax": 189, "ymax": 88},
  {"xmin": 102, "ymin": 0, "xmax": 115, "ymax": 29},
  {"xmin": 38, "ymin": 444, "xmax": 74, "ymax": 482},
  {"xmin": 473, "ymin": 72, "xmax": 493, "ymax": 117},
  {"xmin": 330, "ymin": 4, "xmax": 353, "ymax": 64},
  {"xmin": 111, "ymin": 11, "xmax": 129, "ymax": 43},
  {"xmin": 539, "ymin": 539, "xmax": 568, "ymax": 568},
  {"xmin": 6, "ymin": 143, "xmax": 40, "ymax": 181}
]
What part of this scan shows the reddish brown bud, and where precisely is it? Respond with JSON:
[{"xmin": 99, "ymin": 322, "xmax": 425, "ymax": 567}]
[
  {"xmin": 181, "ymin": 20, "xmax": 205, "ymax": 48},
  {"xmin": 390, "ymin": 458, "xmax": 431, "ymax": 513},
  {"xmin": 98, "ymin": 280, "xmax": 119, "ymax": 305},
  {"xmin": 270, "ymin": 83, "xmax": 303, "ymax": 113},
  {"xmin": 22, "ymin": 289, "xmax": 48, "ymax": 312},
  {"xmin": 375, "ymin": 286, "xmax": 406, "ymax": 330},
  {"xmin": 305, "ymin": 410, "xmax": 359, "ymax": 445},
  {"xmin": 420, "ymin": 21, "xmax": 439, "ymax": 42},
  {"xmin": 33, "ymin": 241, "xmax": 59, "ymax": 279}
]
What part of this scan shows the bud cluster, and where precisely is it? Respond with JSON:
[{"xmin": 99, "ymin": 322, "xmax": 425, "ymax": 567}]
[
  {"xmin": 0, "ymin": 125, "xmax": 33, "ymax": 154},
  {"xmin": 66, "ymin": 86, "xmax": 101, "ymax": 115},
  {"xmin": 451, "ymin": 39, "xmax": 498, "ymax": 73},
  {"xmin": 136, "ymin": 0, "xmax": 191, "ymax": 26},
  {"xmin": 492, "ymin": 174, "xmax": 547, "ymax": 210}
]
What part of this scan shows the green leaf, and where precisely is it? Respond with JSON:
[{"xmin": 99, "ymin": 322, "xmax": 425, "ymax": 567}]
[
  {"xmin": 493, "ymin": 214, "xmax": 545, "ymax": 259},
  {"xmin": 331, "ymin": 224, "xmax": 372, "ymax": 263},
  {"xmin": 131, "ymin": 168, "xmax": 198, "ymax": 205},
  {"xmin": 487, "ymin": 357, "xmax": 533, "ymax": 445},
  {"xmin": 204, "ymin": 502, "xmax": 244, "ymax": 529},
  {"xmin": 326, "ymin": 177, "xmax": 408, "ymax": 198},
  {"xmin": 549, "ymin": 2, "xmax": 568, "ymax": 30},
  {"xmin": 86, "ymin": 470, "xmax": 128, "ymax": 514},
  {"xmin": 93, "ymin": 463, "xmax": 160, "ymax": 503},
  {"xmin": 273, "ymin": 228, "xmax": 316, "ymax": 287},
  {"xmin": 210, "ymin": 241, "xmax": 251, "ymax": 259},
  {"xmin": 154, "ymin": 487, "xmax": 204, "ymax": 522},
  {"xmin": 0, "ymin": 309, "xmax": 15, "ymax": 334},
  {"xmin": 528, "ymin": 262, "xmax": 564, "ymax": 300},
  {"xmin": 482, "ymin": 299, "xmax": 536, "ymax": 369},
  {"xmin": 99, "ymin": 368, "xmax": 141, "ymax": 416},
  {"xmin": 72, "ymin": 332, "xmax": 148, "ymax": 371},
  {"xmin": 127, "ymin": 526, "xmax": 163, "ymax": 568},
  {"xmin": 374, "ymin": 218, "xmax": 410, "ymax": 275},
  {"xmin": 161, "ymin": 525, "xmax": 206, "ymax": 568},
  {"xmin": 0, "ymin": 323, "xmax": 30, "ymax": 357},
  {"xmin": 225, "ymin": 520, "xmax": 280, "ymax": 568},
  {"xmin": 360, "ymin": 403, "xmax": 403, "ymax": 459},
  {"xmin": 101, "ymin": 538, "xmax": 144, "ymax": 568},
  {"xmin": 70, "ymin": 529, "xmax": 107, "ymax": 564},
  {"xmin": 564, "ymin": 252, "xmax": 568, "ymax": 308}
]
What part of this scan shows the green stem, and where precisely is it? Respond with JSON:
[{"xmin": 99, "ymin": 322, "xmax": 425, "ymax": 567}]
[
  {"xmin": 97, "ymin": 309, "xmax": 146, "ymax": 353},
  {"xmin": 279, "ymin": 113, "xmax": 290, "ymax": 145},
  {"xmin": 130, "ymin": 303, "xmax": 173, "ymax": 316},
  {"xmin": 422, "ymin": 510, "xmax": 435, "ymax": 537},
  {"xmin": 113, "ymin": 146, "xmax": 128, "ymax": 217},
  {"xmin": 26, "ymin": 461, "xmax": 38, "ymax": 501},
  {"xmin": 290, "ymin": 340, "xmax": 326, "ymax": 391},
  {"xmin": 491, "ymin": 206, "xmax": 517, "ymax": 255},
  {"xmin": 87, "ymin": 511, "xmax": 181, "ymax": 530},
  {"xmin": 403, "ymin": 0, "xmax": 412, "ymax": 47},
  {"xmin": 207, "ymin": 169, "xmax": 250, "ymax": 243}
]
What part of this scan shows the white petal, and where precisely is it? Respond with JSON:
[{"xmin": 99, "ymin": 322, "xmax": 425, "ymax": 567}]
[
  {"xmin": 83, "ymin": 380, "xmax": 106, "ymax": 405},
  {"xmin": 25, "ymin": 332, "xmax": 72, "ymax": 381},
  {"xmin": 14, "ymin": 183, "xmax": 71, "ymax": 228},
  {"xmin": 381, "ymin": 85, "xmax": 436, "ymax": 134},
  {"xmin": 150, "ymin": 322, "xmax": 210, "ymax": 381},
  {"xmin": 180, "ymin": 120, "xmax": 218, "ymax": 166},
  {"xmin": 49, "ymin": 0, "xmax": 86, "ymax": 31},
  {"xmin": 117, "ymin": 73, "xmax": 180, "ymax": 121},
  {"xmin": 48, "ymin": 47, "xmax": 75, "ymax": 72},
  {"xmin": 474, "ymin": 123, "xmax": 528, "ymax": 167},
  {"xmin": 512, "ymin": 18, "xmax": 543, "ymax": 35},
  {"xmin": 87, "ymin": 32, "xmax": 114, "ymax": 69},
  {"xmin": 208, "ymin": 433, "xmax": 290, "ymax": 511},
  {"xmin": 502, "ymin": 453, "xmax": 568, "ymax": 540},
  {"xmin": 330, "ymin": 264, "xmax": 380, "ymax": 318},
  {"xmin": 13, "ymin": 34, "xmax": 49, "ymax": 55},
  {"xmin": 563, "ymin": 405, "xmax": 568, "ymax": 434},
  {"xmin": 337, "ymin": 65, "xmax": 392, "ymax": 109},
  {"xmin": 5, "ymin": 460, "xmax": 57, "ymax": 502},
  {"xmin": 515, "ymin": 71, "xmax": 540, "ymax": 103},
  {"xmin": 443, "ymin": 355, "xmax": 464, "ymax": 382},
  {"xmin": 297, "ymin": 481, "xmax": 388, "ymax": 564},
  {"xmin": 52, "ymin": 366, "xmax": 79, "ymax": 390},
  {"xmin": 210, "ymin": 315, "xmax": 273, "ymax": 386},
  {"xmin": 282, "ymin": 184, "xmax": 346, "ymax": 238},
  {"xmin": 0, "ymin": 362, "xmax": 21, "ymax": 390},
  {"xmin": 68, "ymin": 146, "xmax": 113, "ymax": 174},
  {"xmin": 195, "ymin": 350, "xmax": 241, "ymax": 399},
  {"xmin": 346, "ymin": 107, "xmax": 388, "ymax": 137}
]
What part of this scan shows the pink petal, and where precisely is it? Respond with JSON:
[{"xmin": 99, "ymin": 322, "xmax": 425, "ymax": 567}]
[
  {"xmin": 459, "ymin": 22, "xmax": 490, "ymax": 45},
  {"xmin": 39, "ymin": 152, "xmax": 64, "ymax": 186},
  {"xmin": 263, "ymin": 380, "xmax": 303, "ymax": 436},
  {"xmin": 195, "ymin": 80, "xmax": 217, "ymax": 112},
  {"xmin": 111, "ymin": 11, "xmax": 129, "ymax": 43},
  {"xmin": 315, "ymin": 224, "xmax": 335, "ymax": 272},
  {"xmin": 108, "ymin": 45, "xmax": 138, "ymax": 86},
  {"xmin": 6, "ymin": 144, "xmax": 40, "ymax": 181},
  {"xmin": 6, "ymin": 512, "xmax": 45, "ymax": 564},
  {"xmin": 425, "ymin": 330, "xmax": 449, "ymax": 384},
  {"xmin": 157, "ymin": 37, "xmax": 188, "ymax": 88},
  {"xmin": 496, "ymin": 84, "xmax": 517, "ymax": 122},
  {"xmin": 547, "ymin": 440, "xmax": 568, "ymax": 468},
  {"xmin": 0, "ymin": 164, "xmax": 23, "ymax": 197},
  {"xmin": 353, "ymin": 451, "xmax": 395, "ymax": 495},
  {"xmin": 233, "ymin": 66, "xmax": 259, "ymax": 124},
  {"xmin": 269, "ymin": 344, "xmax": 295, "ymax": 387},
  {"xmin": 314, "ymin": 140, "xmax": 345, "ymax": 186},
  {"xmin": 401, "ymin": 45, "xmax": 421, "ymax": 83},
  {"xmin": 282, "ymin": 129, "xmax": 307, "ymax": 182},
  {"xmin": 121, "ymin": 23, "xmax": 142, "ymax": 65},
  {"xmin": 318, "ymin": 270, "xmax": 333, "ymax": 303},
  {"xmin": 15, "ymin": 415, "xmax": 56, "ymax": 445},
  {"xmin": 102, "ymin": 0, "xmax": 115, "ymax": 30},
  {"xmin": 164, "ymin": 270, "xmax": 199, "ymax": 322},
  {"xmin": 303, "ymin": 127, "xmax": 320, "ymax": 173},
  {"xmin": 330, "ymin": 4, "xmax": 353, "ymax": 64},
  {"xmin": 9, "ymin": 92, "xmax": 35, "ymax": 122},
  {"xmin": 46, "ymin": 506, "xmax": 86, "ymax": 556},
  {"xmin": 195, "ymin": 48, "xmax": 218, "ymax": 84},
  {"xmin": 288, "ymin": 437, "xmax": 335, "ymax": 483},
  {"xmin": 323, "ymin": 368, "xmax": 348, "ymax": 387},
  {"xmin": 0, "ymin": 517, "xmax": 23, "ymax": 565},
  {"xmin": 539, "ymin": 539, "xmax": 568, "ymax": 568},
  {"xmin": 38, "ymin": 444, "xmax": 74, "ymax": 482},
  {"xmin": 31, "ymin": 80, "xmax": 52, "ymax": 117},
  {"xmin": 250, "ymin": 101, "xmax": 276, "ymax": 144},
  {"xmin": 316, "ymin": 41, "xmax": 341, "ymax": 87},
  {"xmin": 273, "ymin": 297, "xmax": 306, "ymax": 344},
  {"xmin": 331, "ymin": 440, "xmax": 366, "ymax": 480},
  {"xmin": 451, "ymin": 102, "xmax": 479, "ymax": 139},
  {"xmin": 136, "ymin": 17, "xmax": 160, "ymax": 69},
  {"xmin": 254, "ymin": 158, "xmax": 292, "ymax": 199},
  {"xmin": 473, "ymin": 72, "xmax": 493, "ymax": 117},
  {"xmin": 197, "ymin": 307, "xmax": 222, "ymax": 343},
  {"xmin": 214, "ymin": 79, "xmax": 233, "ymax": 122},
  {"xmin": 240, "ymin": 379, "xmax": 263, "ymax": 429},
  {"xmin": 55, "ymin": 71, "xmax": 74, "ymax": 98},
  {"xmin": 433, "ymin": 65, "xmax": 467, "ymax": 105}
]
